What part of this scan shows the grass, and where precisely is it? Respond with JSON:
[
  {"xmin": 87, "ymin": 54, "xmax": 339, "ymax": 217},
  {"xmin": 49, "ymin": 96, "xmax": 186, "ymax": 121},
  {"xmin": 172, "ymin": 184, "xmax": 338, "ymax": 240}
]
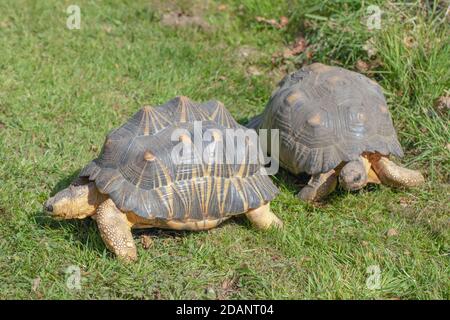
[{"xmin": 0, "ymin": 0, "xmax": 448, "ymax": 299}]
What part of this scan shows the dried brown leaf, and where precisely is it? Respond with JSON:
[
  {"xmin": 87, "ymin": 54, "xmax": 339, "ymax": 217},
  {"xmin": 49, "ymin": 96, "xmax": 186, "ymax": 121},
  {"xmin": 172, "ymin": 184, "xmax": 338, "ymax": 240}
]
[
  {"xmin": 32, "ymin": 277, "xmax": 41, "ymax": 293},
  {"xmin": 218, "ymin": 276, "xmax": 239, "ymax": 299},
  {"xmin": 305, "ymin": 48, "xmax": 314, "ymax": 59},
  {"xmin": 363, "ymin": 39, "xmax": 378, "ymax": 58},
  {"xmin": 90, "ymin": 145, "xmax": 99, "ymax": 152},
  {"xmin": 399, "ymin": 198, "xmax": 410, "ymax": 208},
  {"xmin": 386, "ymin": 228, "xmax": 399, "ymax": 237},
  {"xmin": 279, "ymin": 16, "xmax": 289, "ymax": 28},
  {"xmin": 259, "ymin": 17, "xmax": 279, "ymax": 28},
  {"xmin": 291, "ymin": 37, "xmax": 307, "ymax": 55},
  {"xmin": 140, "ymin": 234, "xmax": 153, "ymax": 249},
  {"xmin": 161, "ymin": 12, "xmax": 210, "ymax": 30},
  {"xmin": 435, "ymin": 95, "xmax": 450, "ymax": 114},
  {"xmin": 403, "ymin": 35, "xmax": 417, "ymax": 48},
  {"xmin": 281, "ymin": 37, "xmax": 307, "ymax": 59},
  {"xmin": 356, "ymin": 60, "xmax": 370, "ymax": 72},
  {"xmin": 247, "ymin": 66, "xmax": 262, "ymax": 76},
  {"xmin": 255, "ymin": 16, "xmax": 288, "ymax": 29}
]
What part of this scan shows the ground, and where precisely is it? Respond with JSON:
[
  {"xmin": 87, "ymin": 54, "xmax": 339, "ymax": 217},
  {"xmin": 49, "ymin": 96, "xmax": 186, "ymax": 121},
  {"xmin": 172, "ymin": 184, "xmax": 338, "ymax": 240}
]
[{"xmin": 0, "ymin": 0, "xmax": 448, "ymax": 299}]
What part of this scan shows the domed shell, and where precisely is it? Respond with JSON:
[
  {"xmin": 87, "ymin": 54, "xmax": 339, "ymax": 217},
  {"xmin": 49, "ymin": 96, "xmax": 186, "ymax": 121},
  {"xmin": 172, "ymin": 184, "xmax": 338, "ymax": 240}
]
[
  {"xmin": 257, "ymin": 63, "xmax": 403, "ymax": 175},
  {"xmin": 80, "ymin": 97, "xmax": 278, "ymax": 220}
]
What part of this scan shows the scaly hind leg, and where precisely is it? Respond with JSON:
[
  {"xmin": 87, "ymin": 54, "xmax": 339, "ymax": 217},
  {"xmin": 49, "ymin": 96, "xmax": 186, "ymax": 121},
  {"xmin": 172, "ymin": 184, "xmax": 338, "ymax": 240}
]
[
  {"xmin": 95, "ymin": 199, "xmax": 137, "ymax": 262},
  {"xmin": 297, "ymin": 170, "xmax": 337, "ymax": 202},
  {"xmin": 370, "ymin": 156, "xmax": 425, "ymax": 188},
  {"xmin": 245, "ymin": 202, "xmax": 283, "ymax": 230}
]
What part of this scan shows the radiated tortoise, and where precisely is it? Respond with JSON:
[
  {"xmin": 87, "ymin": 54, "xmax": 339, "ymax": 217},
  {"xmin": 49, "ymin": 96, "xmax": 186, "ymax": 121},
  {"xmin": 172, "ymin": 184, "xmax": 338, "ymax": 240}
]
[
  {"xmin": 45, "ymin": 96, "xmax": 282, "ymax": 261},
  {"xmin": 247, "ymin": 63, "xmax": 424, "ymax": 202}
]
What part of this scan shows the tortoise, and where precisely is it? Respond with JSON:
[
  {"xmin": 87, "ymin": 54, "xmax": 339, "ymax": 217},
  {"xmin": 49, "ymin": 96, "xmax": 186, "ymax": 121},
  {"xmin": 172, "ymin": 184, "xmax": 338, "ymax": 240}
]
[
  {"xmin": 44, "ymin": 96, "xmax": 282, "ymax": 261},
  {"xmin": 247, "ymin": 63, "xmax": 424, "ymax": 202}
]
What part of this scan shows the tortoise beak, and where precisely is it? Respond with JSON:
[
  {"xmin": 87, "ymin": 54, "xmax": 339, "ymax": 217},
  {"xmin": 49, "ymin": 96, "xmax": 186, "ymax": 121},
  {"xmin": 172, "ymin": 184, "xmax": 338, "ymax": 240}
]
[{"xmin": 43, "ymin": 200, "xmax": 54, "ymax": 214}]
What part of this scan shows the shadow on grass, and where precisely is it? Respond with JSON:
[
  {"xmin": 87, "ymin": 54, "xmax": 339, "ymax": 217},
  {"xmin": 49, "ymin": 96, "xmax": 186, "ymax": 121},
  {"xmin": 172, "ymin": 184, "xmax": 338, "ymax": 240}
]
[
  {"xmin": 236, "ymin": 116, "xmax": 250, "ymax": 125},
  {"xmin": 273, "ymin": 165, "xmax": 390, "ymax": 206}
]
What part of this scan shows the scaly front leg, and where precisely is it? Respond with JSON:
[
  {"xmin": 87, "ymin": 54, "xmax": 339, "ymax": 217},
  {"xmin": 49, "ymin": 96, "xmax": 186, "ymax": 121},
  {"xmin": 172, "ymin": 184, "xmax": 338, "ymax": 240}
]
[
  {"xmin": 297, "ymin": 170, "xmax": 338, "ymax": 202},
  {"xmin": 96, "ymin": 199, "xmax": 137, "ymax": 261},
  {"xmin": 370, "ymin": 156, "xmax": 425, "ymax": 188}
]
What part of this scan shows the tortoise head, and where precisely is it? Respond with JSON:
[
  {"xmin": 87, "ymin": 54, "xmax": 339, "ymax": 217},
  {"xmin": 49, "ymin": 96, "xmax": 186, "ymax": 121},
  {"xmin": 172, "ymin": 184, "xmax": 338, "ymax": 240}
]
[
  {"xmin": 339, "ymin": 160, "xmax": 368, "ymax": 191},
  {"xmin": 44, "ymin": 182, "xmax": 107, "ymax": 219}
]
